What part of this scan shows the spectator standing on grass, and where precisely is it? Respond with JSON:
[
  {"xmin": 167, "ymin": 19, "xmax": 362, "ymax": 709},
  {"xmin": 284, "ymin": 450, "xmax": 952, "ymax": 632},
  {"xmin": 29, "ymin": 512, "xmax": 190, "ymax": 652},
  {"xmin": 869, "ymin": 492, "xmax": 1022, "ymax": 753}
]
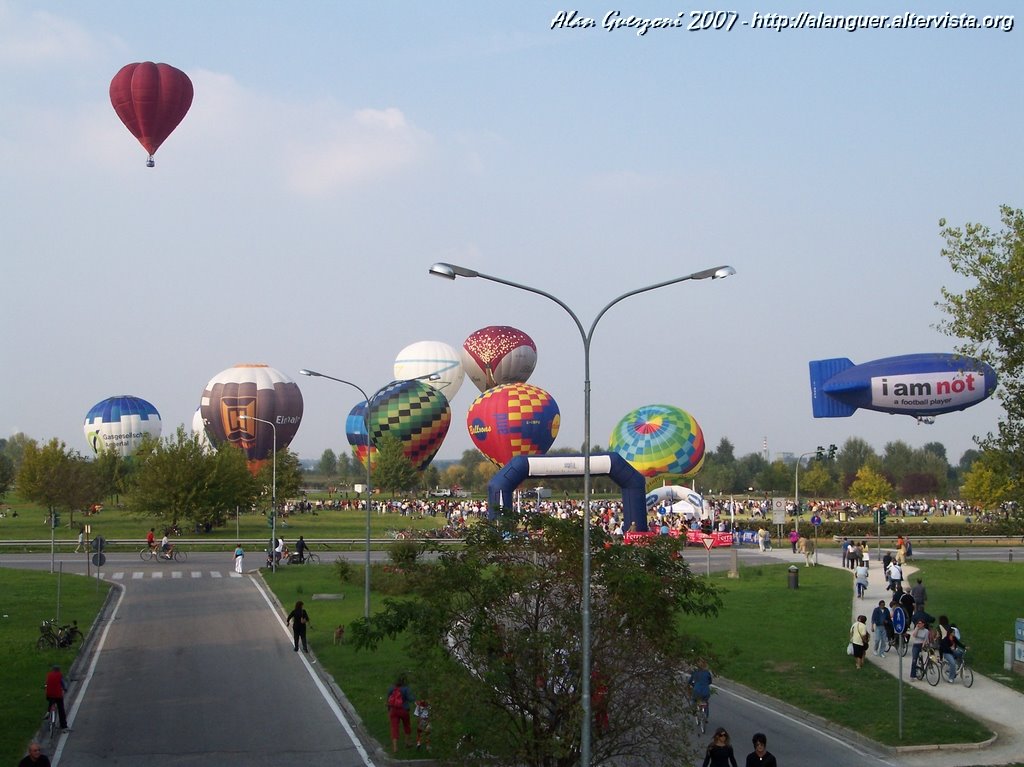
[
  {"xmin": 745, "ymin": 732, "xmax": 778, "ymax": 767},
  {"xmin": 386, "ymin": 674, "xmax": 413, "ymax": 754},
  {"xmin": 910, "ymin": 577, "xmax": 927, "ymax": 610}
]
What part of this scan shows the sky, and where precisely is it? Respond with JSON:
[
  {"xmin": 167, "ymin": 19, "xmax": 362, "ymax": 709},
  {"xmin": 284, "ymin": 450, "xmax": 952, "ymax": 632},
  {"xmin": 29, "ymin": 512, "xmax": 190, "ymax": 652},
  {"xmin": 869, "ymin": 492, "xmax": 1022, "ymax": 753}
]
[{"xmin": 1, "ymin": 0, "xmax": 1020, "ymax": 471}]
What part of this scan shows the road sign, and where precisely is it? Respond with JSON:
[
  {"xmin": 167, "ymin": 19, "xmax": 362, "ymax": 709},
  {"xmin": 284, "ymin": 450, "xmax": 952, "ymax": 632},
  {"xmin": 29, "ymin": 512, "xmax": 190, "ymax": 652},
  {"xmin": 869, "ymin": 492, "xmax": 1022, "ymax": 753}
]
[
  {"xmin": 91, "ymin": 552, "xmax": 106, "ymax": 568},
  {"xmin": 811, "ymin": 515, "xmax": 822, "ymax": 526},
  {"xmin": 701, "ymin": 536, "xmax": 715, "ymax": 551},
  {"xmin": 91, "ymin": 536, "xmax": 106, "ymax": 552},
  {"xmin": 893, "ymin": 606, "xmax": 906, "ymax": 634}
]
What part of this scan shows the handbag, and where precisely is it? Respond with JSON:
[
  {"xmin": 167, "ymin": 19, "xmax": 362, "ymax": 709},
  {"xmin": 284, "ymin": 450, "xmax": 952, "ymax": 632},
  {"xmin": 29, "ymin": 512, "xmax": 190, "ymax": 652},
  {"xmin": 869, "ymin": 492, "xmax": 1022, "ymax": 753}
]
[{"xmin": 847, "ymin": 642, "xmax": 855, "ymax": 655}]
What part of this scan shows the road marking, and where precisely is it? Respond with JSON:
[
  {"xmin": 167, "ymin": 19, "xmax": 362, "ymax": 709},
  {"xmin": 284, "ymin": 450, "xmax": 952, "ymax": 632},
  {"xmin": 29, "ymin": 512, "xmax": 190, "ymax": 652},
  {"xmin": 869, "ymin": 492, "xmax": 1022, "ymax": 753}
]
[
  {"xmin": 172, "ymin": 571, "xmax": 183, "ymax": 579},
  {"xmin": 111, "ymin": 572, "xmax": 124, "ymax": 580},
  {"xmin": 132, "ymin": 572, "xmax": 143, "ymax": 579},
  {"xmin": 250, "ymin": 576, "xmax": 376, "ymax": 767},
  {"xmin": 152, "ymin": 571, "xmax": 163, "ymax": 579},
  {"xmin": 191, "ymin": 571, "xmax": 202, "ymax": 578},
  {"xmin": 211, "ymin": 571, "xmax": 223, "ymax": 578}
]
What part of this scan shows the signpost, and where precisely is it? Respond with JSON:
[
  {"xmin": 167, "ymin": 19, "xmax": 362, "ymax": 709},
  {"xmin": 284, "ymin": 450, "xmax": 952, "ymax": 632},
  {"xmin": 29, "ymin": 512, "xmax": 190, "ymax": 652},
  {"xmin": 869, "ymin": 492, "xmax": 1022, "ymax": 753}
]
[
  {"xmin": 893, "ymin": 606, "xmax": 906, "ymax": 737},
  {"xmin": 702, "ymin": 535, "xmax": 715, "ymax": 576},
  {"xmin": 811, "ymin": 514, "xmax": 822, "ymax": 565}
]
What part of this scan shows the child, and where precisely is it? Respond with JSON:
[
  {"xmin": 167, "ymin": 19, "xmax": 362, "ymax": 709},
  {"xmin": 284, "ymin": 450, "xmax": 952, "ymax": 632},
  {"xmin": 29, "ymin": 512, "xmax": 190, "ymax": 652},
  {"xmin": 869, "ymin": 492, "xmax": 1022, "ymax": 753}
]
[{"xmin": 414, "ymin": 697, "xmax": 431, "ymax": 751}]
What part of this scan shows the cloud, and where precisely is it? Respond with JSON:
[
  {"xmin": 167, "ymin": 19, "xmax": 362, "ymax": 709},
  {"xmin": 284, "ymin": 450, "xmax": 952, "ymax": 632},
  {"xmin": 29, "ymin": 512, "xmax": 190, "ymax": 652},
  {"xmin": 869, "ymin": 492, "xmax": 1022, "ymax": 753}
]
[
  {"xmin": 0, "ymin": 2, "xmax": 104, "ymax": 66},
  {"xmin": 282, "ymin": 106, "xmax": 432, "ymax": 196}
]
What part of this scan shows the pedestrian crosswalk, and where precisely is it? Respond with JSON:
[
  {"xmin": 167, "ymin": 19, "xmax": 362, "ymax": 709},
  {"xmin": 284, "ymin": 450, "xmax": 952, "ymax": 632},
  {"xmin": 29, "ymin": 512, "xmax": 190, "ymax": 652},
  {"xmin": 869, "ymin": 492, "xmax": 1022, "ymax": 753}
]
[{"xmin": 101, "ymin": 570, "xmax": 245, "ymax": 581}]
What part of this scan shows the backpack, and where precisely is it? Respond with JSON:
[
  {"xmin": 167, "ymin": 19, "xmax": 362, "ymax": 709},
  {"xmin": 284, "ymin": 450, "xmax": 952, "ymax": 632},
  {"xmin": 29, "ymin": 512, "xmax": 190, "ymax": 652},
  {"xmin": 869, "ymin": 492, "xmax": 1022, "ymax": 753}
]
[{"xmin": 388, "ymin": 687, "xmax": 404, "ymax": 709}]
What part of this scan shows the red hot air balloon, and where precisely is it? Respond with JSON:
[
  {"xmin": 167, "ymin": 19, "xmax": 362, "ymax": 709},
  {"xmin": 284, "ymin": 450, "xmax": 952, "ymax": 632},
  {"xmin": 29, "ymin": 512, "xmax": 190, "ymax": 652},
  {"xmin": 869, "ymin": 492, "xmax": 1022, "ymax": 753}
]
[
  {"xmin": 461, "ymin": 326, "xmax": 537, "ymax": 393},
  {"xmin": 467, "ymin": 383, "xmax": 560, "ymax": 467},
  {"xmin": 110, "ymin": 62, "xmax": 193, "ymax": 167}
]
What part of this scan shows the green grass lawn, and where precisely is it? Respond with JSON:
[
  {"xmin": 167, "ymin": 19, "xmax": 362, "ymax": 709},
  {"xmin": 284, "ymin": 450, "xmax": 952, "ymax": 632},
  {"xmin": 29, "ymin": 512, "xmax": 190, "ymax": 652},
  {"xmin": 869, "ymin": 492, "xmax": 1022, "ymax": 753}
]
[
  {"xmin": 0, "ymin": 570, "xmax": 111, "ymax": 765},
  {"xmin": 683, "ymin": 562, "xmax": 1007, "ymax": 745}
]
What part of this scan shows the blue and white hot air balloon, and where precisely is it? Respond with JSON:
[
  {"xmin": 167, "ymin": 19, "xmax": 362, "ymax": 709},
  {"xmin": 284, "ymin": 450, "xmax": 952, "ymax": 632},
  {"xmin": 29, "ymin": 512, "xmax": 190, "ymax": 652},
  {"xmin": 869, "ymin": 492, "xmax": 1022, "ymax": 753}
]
[{"xmin": 84, "ymin": 395, "xmax": 162, "ymax": 457}]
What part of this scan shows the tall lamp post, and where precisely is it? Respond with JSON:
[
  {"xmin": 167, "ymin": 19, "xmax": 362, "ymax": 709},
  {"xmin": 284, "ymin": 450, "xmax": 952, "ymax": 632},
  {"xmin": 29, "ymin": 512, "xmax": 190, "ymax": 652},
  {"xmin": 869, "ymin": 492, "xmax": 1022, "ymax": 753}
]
[
  {"xmin": 239, "ymin": 415, "xmax": 277, "ymax": 572},
  {"xmin": 429, "ymin": 261, "xmax": 735, "ymax": 765},
  {"xmin": 299, "ymin": 370, "xmax": 441, "ymax": 620}
]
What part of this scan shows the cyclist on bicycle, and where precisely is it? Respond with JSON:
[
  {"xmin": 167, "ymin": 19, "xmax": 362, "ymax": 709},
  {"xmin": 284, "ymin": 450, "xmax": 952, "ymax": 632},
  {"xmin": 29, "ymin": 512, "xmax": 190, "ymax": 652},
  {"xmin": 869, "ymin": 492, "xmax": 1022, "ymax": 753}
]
[
  {"xmin": 44, "ymin": 664, "xmax": 69, "ymax": 732},
  {"xmin": 160, "ymin": 533, "xmax": 174, "ymax": 559},
  {"xmin": 146, "ymin": 528, "xmax": 156, "ymax": 552},
  {"xmin": 688, "ymin": 660, "xmax": 713, "ymax": 717}
]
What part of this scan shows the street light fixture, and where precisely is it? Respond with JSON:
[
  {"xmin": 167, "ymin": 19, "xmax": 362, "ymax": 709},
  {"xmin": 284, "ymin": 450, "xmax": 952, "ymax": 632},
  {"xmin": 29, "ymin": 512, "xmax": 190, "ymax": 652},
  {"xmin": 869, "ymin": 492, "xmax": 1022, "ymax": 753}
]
[
  {"xmin": 429, "ymin": 260, "xmax": 734, "ymax": 764},
  {"xmin": 239, "ymin": 414, "xmax": 277, "ymax": 572},
  {"xmin": 299, "ymin": 369, "xmax": 441, "ymax": 620}
]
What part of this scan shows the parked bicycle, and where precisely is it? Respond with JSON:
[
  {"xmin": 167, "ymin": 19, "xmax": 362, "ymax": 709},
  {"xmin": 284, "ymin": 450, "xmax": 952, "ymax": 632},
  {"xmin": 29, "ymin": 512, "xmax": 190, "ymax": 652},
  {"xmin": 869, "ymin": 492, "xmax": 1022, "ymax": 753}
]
[
  {"xmin": 37, "ymin": 619, "xmax": 83, "ymax": 650},
  {"xmin": 287, "ymin": 551, "xmax": 320, "ymax": 565}
]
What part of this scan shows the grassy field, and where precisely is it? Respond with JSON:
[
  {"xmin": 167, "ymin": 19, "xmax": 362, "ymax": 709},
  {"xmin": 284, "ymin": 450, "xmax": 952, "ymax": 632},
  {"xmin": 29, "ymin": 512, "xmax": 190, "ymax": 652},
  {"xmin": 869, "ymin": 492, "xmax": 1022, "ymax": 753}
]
[{"xmin": 0, "ymin": 570, "xmax": 111, "ymax": 765}]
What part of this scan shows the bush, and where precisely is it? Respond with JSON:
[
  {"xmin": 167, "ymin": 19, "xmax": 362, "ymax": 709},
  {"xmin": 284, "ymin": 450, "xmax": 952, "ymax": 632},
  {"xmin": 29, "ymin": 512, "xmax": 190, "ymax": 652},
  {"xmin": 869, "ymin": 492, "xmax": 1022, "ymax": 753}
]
[
  {"xmin": 333, "ymin": 557, "xmax": 354, "ymax": 583},
  {"xmin": 387, "ymin": 538, "xmax": 422, "ymax": 569}
]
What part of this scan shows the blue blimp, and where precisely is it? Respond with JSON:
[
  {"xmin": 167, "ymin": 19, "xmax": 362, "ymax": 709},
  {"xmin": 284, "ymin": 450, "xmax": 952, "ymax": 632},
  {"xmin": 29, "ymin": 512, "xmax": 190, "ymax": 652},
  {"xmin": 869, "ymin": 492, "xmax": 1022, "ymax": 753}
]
[{"xmin": 809, "ymin": 353, "xmax": 996, "ymax": 421}]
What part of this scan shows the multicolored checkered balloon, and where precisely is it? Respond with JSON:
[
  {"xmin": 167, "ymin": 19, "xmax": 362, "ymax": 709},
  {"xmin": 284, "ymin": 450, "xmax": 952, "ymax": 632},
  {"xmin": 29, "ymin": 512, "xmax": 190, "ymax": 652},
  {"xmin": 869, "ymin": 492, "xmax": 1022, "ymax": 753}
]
[
  {"xmin": 609, "ymin": 404, "xmax": 705, "ymax": 478},
  {"xmin": 367, "ymin": 380, "xmax": 451, "ymax": 471},
  {"xmin": 467, "ymin": 382, "xmax": 560, "ymax": 467}
]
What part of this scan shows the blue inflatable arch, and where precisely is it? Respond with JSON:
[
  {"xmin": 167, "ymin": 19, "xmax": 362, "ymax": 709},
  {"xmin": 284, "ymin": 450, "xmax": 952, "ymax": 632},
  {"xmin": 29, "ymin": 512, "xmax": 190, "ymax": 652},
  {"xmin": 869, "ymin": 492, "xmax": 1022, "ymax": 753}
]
[{"xmin": 487, "ymin": 453, "xmax": 649, "ymax": 533}]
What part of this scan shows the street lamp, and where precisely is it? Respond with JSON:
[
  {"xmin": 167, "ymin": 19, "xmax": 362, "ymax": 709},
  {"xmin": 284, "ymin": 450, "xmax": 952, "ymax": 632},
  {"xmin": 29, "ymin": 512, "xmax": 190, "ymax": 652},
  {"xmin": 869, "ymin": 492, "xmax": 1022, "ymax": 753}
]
[
  {"xmin": 299, "ymin": 369, "xmax": 441, "ymax": 620},
  {"xmin": 239, "ymin": 415, "xmax": 277, "ymax": 572},
  {"xmin": 430, "ymin": 260, "xmax": 735, "ymax": 764}
]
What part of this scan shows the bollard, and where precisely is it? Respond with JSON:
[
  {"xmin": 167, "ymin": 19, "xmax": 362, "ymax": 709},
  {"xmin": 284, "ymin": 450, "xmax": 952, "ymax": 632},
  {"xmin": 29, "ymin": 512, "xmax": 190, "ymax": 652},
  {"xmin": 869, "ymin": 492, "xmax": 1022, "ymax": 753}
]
[
  {"xmin": 956, "ymin": 549, "xmax": 960, "ymax": 561},
  {"xmin": 788, "ymin": 565, "xmax": 799, "ymax": 589},
  {"xmin": 1010, "ymin": 550, "xmax": 1014, "ymax": 563}
]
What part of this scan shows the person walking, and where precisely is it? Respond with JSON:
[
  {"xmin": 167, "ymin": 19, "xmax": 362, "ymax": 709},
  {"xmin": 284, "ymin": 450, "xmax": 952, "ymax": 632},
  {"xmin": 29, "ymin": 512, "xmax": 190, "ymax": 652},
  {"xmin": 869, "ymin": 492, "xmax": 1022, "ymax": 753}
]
[
  {"xmin": 854, "ymin": 562, "xmax": 869, "ymax": 599},
  {"xmin": 44, "ymin": 664, "xmax": 69, "ymax": 731},
  {"xmin": 744, "ymin": 732, "xmax": 778, "ymax": 766},
  {"xmin": 910, "ymin": 578, "xmax": 927, "ymax": 610},
  {"xmin": 74, "ymin": 530, "xmax": 84, "ymax": 553},
  {"xmin": 702, "ymin": 727, "xmax": 739, "ymax": 767},
  {"xmin": 871, "ymin": 600, "xmax": 890, "ymax": 656},
  {"xmin": 17, "ymin": 742, "xmax": 51, "ymax": 767},
  {"xmin": 386, "ymin": 674, "xmax": 413, "ymax": 754},
  {"xmin": 285, "ymin": 600, "xmax": 310, "ymax": 652},
  {"xmin": 233, "ymin": 543, "xmax": 244, "ymax": 574},
  {"xmin": 295, "ymin": 535, "xmax": 307, "ymax": 563},
  {"xmin": 788, "ymin": 529, "xmax": 799, "ymax": 554},
  {"xmin": 849, "ymin": 615, "xmax": 870, "ymax": 669},
  {"xmin": 887, "ymin": 561, "xmax": 903, "ymax": 592}
]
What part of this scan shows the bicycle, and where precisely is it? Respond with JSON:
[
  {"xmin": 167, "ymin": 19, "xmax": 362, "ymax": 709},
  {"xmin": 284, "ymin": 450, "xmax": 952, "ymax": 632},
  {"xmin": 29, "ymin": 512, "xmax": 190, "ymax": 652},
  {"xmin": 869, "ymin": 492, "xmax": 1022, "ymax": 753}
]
[
  {"xmin": 140, "ymin": 546, "xmax": 186, "ymax": 562},
  {"xmin": 288, "ymin": 551, "xmax": 320, "ymax": 565},
  {"xmin": 45, "ymin": 700, "xmax": 57, "ymax": 738},
  {"xmin": 692, "ymin": 698, "xmax": 709, "ymax": 735},
  {"xmin": 913, "ymin": 645, "xmax": 943, "ymax": 686},
  {"xmin": 887, "ymin": 630, "xmax": 910, "ymax": 657},
  {"xmin": 945, "ymin": 650, "xmax": 974, "ymax": 687},
  {"xmin": 37, "ymin": 620, "xmax": 83, "ymax": 650}
]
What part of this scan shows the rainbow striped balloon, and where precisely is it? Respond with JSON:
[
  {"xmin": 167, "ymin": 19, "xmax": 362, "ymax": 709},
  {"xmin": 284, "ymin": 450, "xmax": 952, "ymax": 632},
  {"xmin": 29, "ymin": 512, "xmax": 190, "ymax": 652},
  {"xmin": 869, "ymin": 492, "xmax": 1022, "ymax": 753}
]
[{"xmin": 609, "ymin": 404, "xmax": 705, "ymax": 478}]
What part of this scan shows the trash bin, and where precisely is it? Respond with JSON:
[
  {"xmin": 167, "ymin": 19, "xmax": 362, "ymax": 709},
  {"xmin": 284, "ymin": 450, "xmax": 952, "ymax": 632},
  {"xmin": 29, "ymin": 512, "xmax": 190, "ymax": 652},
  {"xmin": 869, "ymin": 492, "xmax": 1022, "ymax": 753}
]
[
  {"xmin": 788, "ymin": 565, "xmax": 799, "ymax": 589},
  {"xmin": 838, "ymin": 511, "xmax": 848, "ymax": 522}
]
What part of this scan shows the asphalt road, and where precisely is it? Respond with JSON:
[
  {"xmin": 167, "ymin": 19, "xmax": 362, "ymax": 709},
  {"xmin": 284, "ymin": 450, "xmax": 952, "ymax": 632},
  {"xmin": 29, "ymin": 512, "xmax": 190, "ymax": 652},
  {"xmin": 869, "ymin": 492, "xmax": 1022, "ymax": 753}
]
[{"xmin": 6, "ymin": 545, "xmax": 1009, "ymax": 765}]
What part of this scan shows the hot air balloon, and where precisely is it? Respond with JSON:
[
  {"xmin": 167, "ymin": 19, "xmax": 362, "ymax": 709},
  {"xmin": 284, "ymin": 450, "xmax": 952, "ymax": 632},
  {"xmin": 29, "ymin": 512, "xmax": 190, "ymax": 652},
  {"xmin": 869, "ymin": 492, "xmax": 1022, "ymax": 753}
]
[
  {"xmin": 199, "ymin": 364, "xmax": 303, "ymax": 472},
  {"xmin": 394, "ymin": 340, "xmax": 465, "ymax": 401},
  {"xmin": 461, "ymin": 325, "xmax": 537, "ymax": 393},
  {"xmin": 367, "ymin": 380, "xmax": 451, "ymax": 471},
  {"xmin": 467, "ymin": 383, "xmax": 560, "ymax": 467},
  {"xmin": 345, "ymin": 401, "xmax": 378, "ymax": 471},
  {"xmin": 83, "ymin": 395, "xmax": 162, "ymax": 457},
  {"xmin": 110, "ymin": 62, "xmax": 193, "ymax": 167},
  {"xmin": 609, "ymin": 405, "xmax": 705, "ymax": 478},
  {"xmin": 191, "ymin": 406, "xmax": 214, "ymax": 451}
]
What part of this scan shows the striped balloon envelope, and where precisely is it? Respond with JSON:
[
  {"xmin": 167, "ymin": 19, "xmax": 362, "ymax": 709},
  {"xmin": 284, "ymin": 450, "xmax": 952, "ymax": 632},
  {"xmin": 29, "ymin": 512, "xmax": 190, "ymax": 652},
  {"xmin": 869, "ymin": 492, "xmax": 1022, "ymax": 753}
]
[
  {"xmin": 345, "ymin": 401, "xmax": 378, "ymax": 471},
  {"xmin": 609, "ymin": 404, "xmax": 705, "ymax": 478},
  {"xmin": 367, "ymin": 380, "xmax": 451, "ymax": 471}
]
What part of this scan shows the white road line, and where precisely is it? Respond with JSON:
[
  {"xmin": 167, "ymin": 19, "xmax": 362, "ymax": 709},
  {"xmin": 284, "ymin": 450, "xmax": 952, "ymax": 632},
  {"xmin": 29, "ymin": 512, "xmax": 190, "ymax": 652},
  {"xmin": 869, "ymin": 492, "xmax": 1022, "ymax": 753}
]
[
  {"xmin": 172, "ymin": 571, "xmax": 183, "ymax": 579},
  {"xmin": 112, "ymin": 572, "xmax": 124, "ymax": 580},
  {"xmin": 191, "ymin": 571, "xmax": 202, "ymax": 578},
  {"xmin": 152, "ymin": 571, "xmax": 163, "ymax": 579},
  {"xmin": 132, "ymin": 572, "xmax": 143, "ymax": 579},
  {"xmin": 211, "ymin": 571, "xmax": 223, "ymax": 578},
  {"xmin": 249, "ymin": 575, "xmax": 376, "ymax": 767}
]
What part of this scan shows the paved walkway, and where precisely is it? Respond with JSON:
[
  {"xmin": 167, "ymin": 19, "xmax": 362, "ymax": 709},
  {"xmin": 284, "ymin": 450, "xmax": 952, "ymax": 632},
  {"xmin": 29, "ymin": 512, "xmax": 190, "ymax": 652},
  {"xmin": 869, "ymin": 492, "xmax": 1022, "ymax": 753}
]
[{"xmin": 792, "ymin": 546, "xmax": 1024, "ymax": 766}]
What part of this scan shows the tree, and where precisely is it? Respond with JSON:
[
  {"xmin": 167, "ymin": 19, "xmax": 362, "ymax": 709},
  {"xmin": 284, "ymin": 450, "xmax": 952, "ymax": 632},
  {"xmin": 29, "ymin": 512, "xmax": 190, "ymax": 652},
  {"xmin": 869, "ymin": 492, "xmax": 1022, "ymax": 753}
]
[
  {"xmin": 255, "ymin": 449, "xmax": 304, "ymax": 506},
  {"xmin": 836, "ymin": 437, "xmax": 877, "ymax": 487},
  {"xmin": 126, "ymin": 427, "xmax": 258, "ymax": 530},
  {"xmin": 93, "ymin": 449, "xmax": 132, "ymax": 504},
  {"xmin": 959, "ymin": 452, "xmax": 1015, "ymax": 514},
  {"xmin": 799, "ymin": 461, "xmax": 837, "ymax": 498},
  {"xmin": 938, "ymin": 205, "xmax": 1024, "ymax": 503},
  {"xmin": 848, "ymin": 467, "xmax": 894, "ymax": 509},
  {"xmin": 352, "ymin": 512, "xmax": 721, "ymax": 766},
  {"xmin": 373, "ymin": 435, "xmax": 420, "ymax": 494},
  {"xmin": 1, "ymin": 432, "xmax": 37, "ymax": 472},
  {"xmin": 17, "ymin": 438, "xmax": 103, "ymax": 525},
  {"xmin": 0, "ymin": 453, "xmax": 14, "ymax": 498},
  {"xmin": 317, "ymin": 448, "xmax": 338, "ymax": 476}
]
